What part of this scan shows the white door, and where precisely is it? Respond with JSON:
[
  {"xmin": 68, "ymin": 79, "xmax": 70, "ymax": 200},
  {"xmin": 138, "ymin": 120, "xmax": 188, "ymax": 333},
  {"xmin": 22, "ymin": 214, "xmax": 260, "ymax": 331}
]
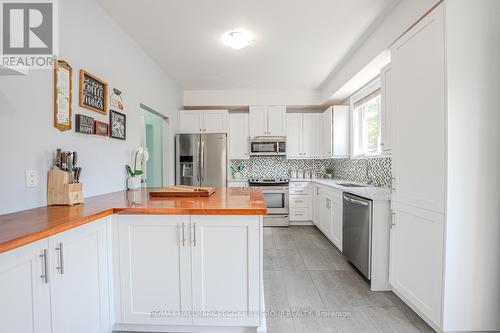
[
  {"xmin": 118, "ymin": 215, "xmax": 192, "ymax": 325},
  {"xmin": 321, "ymin": 194, "xmax": 333, "ymax": 239},
  {"xmin": 0, "ymin": 240, "xmax": 51, "ymax": 333},
  {"xmin": 380, "ymin": 64, "xmax": 393, "ymax": 154},
  {"xmin": 203, "ymin": 110, "xmax": 228, "ymax": 133},
  {"xmin": 302, "ymin": 113, "xmax": 322, "ymax": 158},
  {"xmin": 390, "ymin": 203, "xmax": 443, "ymax": 326},
  {"xmin": 330, "ymin": 195, "xmax": 343, "ymax": 251},
  {"xmin": 332, "ymin": 106, "xmax": 350, "ymax": 157},
  {"xmin": 229, "ymin": 112, "xmax": 249, "ymax": 159},
  {"xmin": 391, "ymin": 3, "xmax": 445, "ymax": 213},
  {"xmin": 322, "ymin": 108, "xmax": 333, "ymax": 158},
  {"xmin": 179, "ymin": 111, "xmax": 203, "ymax": 133},
  {"xmin": 267, "ymin": 106, "xmax": 286, "ymax": 136},
  {"xmin": 249, "ymin": 106, "xmax": 267, "ymax": 137},
  {"xmin": 311, "ymin": 184, "xmax": 321, "ymax": 226},
  {"xmin": 191, "ymin": 215, "xmax": 260, "ymax": 327},
  {"xmin": 286, "ymin": 113, "xmax": 302, "ymax": 158},
  {"xmin": 49, "ymin": 219, "xmax": 110, "ymax": 333}
]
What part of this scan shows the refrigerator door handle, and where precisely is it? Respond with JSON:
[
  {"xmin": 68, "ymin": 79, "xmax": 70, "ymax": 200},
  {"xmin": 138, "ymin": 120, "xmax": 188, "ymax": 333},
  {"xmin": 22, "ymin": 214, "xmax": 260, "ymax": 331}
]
[
  {"xmin": 196, "ymin": 140, "xmax": 201, "ymax": 183},
  {"xmin": 201, "ymin": 140, "xmax": 205, "ymax": 183}
]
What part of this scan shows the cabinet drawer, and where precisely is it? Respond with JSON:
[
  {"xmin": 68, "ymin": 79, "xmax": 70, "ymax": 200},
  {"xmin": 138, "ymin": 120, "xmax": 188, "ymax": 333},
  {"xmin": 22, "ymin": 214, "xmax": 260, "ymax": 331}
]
[
  {"xmin": 289, "ymin": 181, "xmax": 310, "ymax": 188},
  {"xmin": 289, "ymin": 187, "xmax": 309, "ymax": 195},
  {"xmin": 290, "ymin": 208, "xmax": 310, "ymax": 221},
  {"xmin": 289, "ymin": 195, "xmax": 309, "ymax": 208}
]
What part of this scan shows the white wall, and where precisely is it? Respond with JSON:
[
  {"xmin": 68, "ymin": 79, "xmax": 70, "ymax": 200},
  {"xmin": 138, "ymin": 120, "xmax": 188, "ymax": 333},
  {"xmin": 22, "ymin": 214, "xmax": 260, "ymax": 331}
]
[
  {"xmin": 0, "ymin": 0, "xmax": 182, "ymax": 215},
  {"xmin": 443, "ymin": 0, "xmax": 500, "ymax": 331},
  {"xmin": 321, "ymin": 0, "xmax": 439, "ymax": 102},
  {"xmin": 183, "ymin": 89, "xmax": 323, "ymax": 107}
]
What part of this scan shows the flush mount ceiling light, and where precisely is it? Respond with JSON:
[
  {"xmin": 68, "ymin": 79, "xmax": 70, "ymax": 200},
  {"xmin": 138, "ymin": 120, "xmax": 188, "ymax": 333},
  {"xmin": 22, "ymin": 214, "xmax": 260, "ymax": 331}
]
[{"xmin": 221, "ymin": 29, "xmax": 255, "ymax": 49}]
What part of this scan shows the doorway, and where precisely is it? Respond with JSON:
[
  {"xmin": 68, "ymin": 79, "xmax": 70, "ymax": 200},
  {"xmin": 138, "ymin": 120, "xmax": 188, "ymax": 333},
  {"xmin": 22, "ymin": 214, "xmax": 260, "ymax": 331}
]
[{"xmin": 139, "ymin": 104, "xmax": 169, "ymax": 187}]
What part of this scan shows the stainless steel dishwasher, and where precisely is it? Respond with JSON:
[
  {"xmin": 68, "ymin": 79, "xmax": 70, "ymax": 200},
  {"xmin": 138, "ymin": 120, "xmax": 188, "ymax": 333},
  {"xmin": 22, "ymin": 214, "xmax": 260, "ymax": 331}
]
[{"xmin": 342, "ymin": 193, "xmax": 373, "ymax": 279}]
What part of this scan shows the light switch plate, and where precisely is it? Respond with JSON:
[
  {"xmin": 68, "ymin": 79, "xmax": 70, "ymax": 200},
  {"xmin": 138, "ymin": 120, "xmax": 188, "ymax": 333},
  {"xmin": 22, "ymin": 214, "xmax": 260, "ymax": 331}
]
[{"xmin": 25, "ymin": 169, "xmax": 39, "ymax": 187}]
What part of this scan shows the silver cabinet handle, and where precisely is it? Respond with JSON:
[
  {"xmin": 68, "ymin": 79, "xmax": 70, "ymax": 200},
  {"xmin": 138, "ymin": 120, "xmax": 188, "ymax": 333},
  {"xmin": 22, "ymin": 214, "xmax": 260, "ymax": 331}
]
[
  {"xmin": 181, "ymin": 223, "xmax": 186, "ymax": 246},
  {"xmin": 317, "ymin": 187, "xmax": 320, "ymax": 195},
  {"xmin": 391, "ymin": 212, "xmax": 396, "ymax": 229},
  {"xmin": 39, "ymin": 249, "xmax": 48, "ymax": 283},
  {"xmin": 55, "ymin": 242, "xmax": 64, "ymax": 275},
  {"xmin": 391, "ymin": 177, "xmax": 396, "ymax": 191},
  {"xmin": 193, "ymin": 223, "xmax": 197, "ymax": 247},
  {"xmin": 295, "ymin": 200, "xmax": 304, "ymax": 203}
]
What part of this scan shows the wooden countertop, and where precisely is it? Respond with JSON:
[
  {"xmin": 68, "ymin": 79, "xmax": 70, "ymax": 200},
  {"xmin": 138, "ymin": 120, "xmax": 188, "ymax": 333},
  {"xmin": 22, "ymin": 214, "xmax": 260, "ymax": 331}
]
[{"xmin": 0, "ymin": 187, "xmax": 267, "ymax": 254}]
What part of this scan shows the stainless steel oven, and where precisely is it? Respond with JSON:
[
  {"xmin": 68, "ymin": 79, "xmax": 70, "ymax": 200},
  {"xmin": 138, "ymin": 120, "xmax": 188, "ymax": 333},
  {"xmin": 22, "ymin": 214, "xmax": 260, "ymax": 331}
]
[
  {"xmin": 249, "ymin": 137, "xmax": 286, "ymax": 156},
  {"xmin": 249, "ymin": 179, "xmax": 289, "ymax": 227}
]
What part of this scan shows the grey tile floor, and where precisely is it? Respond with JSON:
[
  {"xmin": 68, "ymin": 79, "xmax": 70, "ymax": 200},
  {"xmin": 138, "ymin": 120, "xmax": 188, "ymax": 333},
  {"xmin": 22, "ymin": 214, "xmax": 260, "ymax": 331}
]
[{"xmin": 264, "ymin": 226, "xmax": 435, "ymax": 333}]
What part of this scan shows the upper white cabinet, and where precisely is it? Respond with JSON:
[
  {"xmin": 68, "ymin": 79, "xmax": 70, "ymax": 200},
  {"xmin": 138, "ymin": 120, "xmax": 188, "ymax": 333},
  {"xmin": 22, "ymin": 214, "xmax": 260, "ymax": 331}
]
[
  {"xmin": 286, "ymin": 113, "xmax": 322, "ymax": 159},
  {"xmin": 249, "ymin": 105, "xmax": 286, "ymax": 137},
  {"xmin": 0, "ymin": 239, "xmax": 51, "ymax": 333},
  {"xmin": 322, "ymin": 106, "xmax": 350, "ymax": 158},
  {"xmin": 49, "ymin": 219, "xmax": 110, "ymax": 333},
  {"xmin": 380, "ymin": 64, "xmax": 393, "ymax": 154},
  {"xmin": 178, "ymin": 110, "xmax": 229, "ymax": 134},
  {"xmin": 390, "ymin": 3, "xmax": 445, "ymax": 328},
  {"xmin": 229, "ymin": 112, "xmax": 250, "ymax": 159}
]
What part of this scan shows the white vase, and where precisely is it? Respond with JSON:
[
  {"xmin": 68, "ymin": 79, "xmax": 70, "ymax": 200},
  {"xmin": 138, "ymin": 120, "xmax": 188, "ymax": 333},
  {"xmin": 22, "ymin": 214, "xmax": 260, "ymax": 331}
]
[{"xmin": 127, "ymin": 176, "xmax": 141, "ymax": 191}]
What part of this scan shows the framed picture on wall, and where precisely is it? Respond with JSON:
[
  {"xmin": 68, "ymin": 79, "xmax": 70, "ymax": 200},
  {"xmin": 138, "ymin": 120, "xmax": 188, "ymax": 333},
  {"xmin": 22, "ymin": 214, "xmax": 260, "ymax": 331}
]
[
  {"xmin": 94, "ymin": 121, "xmax": 109, "ymax": 136},
  {"xmin": 79, "ymin": 69, "xmax": 108, "ymax": 114},
  {"xmin": 54, "ymin": 60, "xmax": 72, "ymax": 131},
  {"xmin": 109, "ymin": 110, "xmax": 126, "ymax": 140}
]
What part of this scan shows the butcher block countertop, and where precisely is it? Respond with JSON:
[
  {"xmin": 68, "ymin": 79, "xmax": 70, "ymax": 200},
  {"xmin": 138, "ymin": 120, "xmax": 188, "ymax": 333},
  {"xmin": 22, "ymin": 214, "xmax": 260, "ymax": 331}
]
[{"xmin": 0, "ymin": 187, "xmax": 267, "ymax": 254}]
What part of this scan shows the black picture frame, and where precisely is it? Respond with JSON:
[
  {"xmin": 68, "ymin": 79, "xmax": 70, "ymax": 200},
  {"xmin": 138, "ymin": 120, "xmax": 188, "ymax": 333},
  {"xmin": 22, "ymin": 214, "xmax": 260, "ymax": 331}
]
[{"xmin": 109, "ymin": 110, "xmax": 126, "ymax": 140}]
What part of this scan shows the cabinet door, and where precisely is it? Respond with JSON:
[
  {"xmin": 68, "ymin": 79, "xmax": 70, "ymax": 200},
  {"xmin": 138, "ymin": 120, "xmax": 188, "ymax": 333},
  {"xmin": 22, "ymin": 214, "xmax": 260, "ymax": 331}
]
[
  {"xmin": 49, "ymin": 219, "xmax": 110, "ymax": 333},
  {"xmin": 0, "ymin": 240, "xmax": 51, "ymax": 333},
  {"xmin": 391, "ymin": 3, "xmax": 445, "ymax": 213},
  {"xmin": 191, "ymin": 215, "xmax": 260, "ymax": 327},
  {"xmin": 249, "ymin": 106, "xmax": 267, "ymax": 137},
  {"xmin": 203, "ymin": 110, "xmax": 228, "ymax": 133},
  {"xmin": 332, "ymin": 106, "xmax": 350, "ymax": 157},
  {"xmin": 330, "ymin": 196, "xmax": 343, "ymax": 251},
  {"xmin": 390, "ymin": 203, "xmax": 443, "ymax": 326},
  {"xmin": 320, "ymin": 194, "xmax": 332, "ymax": 238},
  {"xmin": 179, "ymin": 111, "xmax": 203, "ymax": 133},
  {"xmin": 229, "ymin": 112, "xmax": 249, "ymax": 159},
  {"xmin": 286, "ymin": 113, "xmax": 302, "ymax": 158},
  {"xmin": 117, "ymin": 215, "xmax": 192, "ymax": 325},
  {"xmin": 302, "ymin": 113, "xmax": 322, "ymax": 158},
  {"xmin": 380, "ymin": 64, "xmax": 393, "ymax": 154},
  {"xmin": 267, "ymin": 106, "xmax": 286, "ymax": 136},
  {"xmin": 322, "ymin": 108, "xmax": 333, "ymax": 158},
  {"xmin": 311, "ymin": 184, "xmax": 321, "ymax": 226}
]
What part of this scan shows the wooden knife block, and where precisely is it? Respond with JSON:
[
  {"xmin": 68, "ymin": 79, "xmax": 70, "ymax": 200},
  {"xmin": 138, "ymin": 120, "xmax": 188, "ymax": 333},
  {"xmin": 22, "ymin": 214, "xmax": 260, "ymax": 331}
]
[{"xmin": 47, "ymin": 169, "xmax": 83, "ymax": 206}]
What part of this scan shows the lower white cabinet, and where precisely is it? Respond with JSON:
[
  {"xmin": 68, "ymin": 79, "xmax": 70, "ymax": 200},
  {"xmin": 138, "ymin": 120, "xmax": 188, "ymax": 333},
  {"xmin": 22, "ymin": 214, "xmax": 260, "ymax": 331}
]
[
  {"xmin": 0, "ymin": 239, "xmax": 51, "ymax": 333},
  {"xmin": 116, "ymin": 214, "xmax": 261, "ymax": 329},
  {"xmin": 0, "ymin": 218, "xmax": 110, "ymax": 333},
  {"xmin": 289, "ymin": 182, "xmax": 310, "ymax": 221},
  {"xmin": 318, "ymin": 187, "xmax": 343, "ymax": 251}
]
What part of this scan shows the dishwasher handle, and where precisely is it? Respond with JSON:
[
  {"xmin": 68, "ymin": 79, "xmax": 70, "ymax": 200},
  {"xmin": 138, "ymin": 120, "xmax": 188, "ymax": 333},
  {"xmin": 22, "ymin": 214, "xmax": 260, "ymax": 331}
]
[{"xmin": 343, "ymin": 194, "xmax": 370, "ymax": 206}]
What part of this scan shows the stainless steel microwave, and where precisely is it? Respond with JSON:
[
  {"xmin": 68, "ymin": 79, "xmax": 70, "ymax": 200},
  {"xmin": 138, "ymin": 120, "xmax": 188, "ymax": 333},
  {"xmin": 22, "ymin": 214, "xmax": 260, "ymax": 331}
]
[{"xmin": 249, "ymin": 137, "xmax": 286, "ymax": 156}]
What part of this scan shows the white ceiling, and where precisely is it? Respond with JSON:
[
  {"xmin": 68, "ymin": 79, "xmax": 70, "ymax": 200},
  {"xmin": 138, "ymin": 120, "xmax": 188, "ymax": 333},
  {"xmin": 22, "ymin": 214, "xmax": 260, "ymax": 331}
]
[{"xmin": 98, "ymin": 0, "xmax": 397, "ymax": 91}]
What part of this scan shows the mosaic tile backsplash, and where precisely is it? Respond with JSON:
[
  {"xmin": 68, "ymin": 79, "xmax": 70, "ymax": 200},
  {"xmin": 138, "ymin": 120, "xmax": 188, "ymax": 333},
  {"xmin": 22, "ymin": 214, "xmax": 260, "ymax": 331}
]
[{"xmin": 230, "ymin": 156, "xmax": 392, "ymax": 187}]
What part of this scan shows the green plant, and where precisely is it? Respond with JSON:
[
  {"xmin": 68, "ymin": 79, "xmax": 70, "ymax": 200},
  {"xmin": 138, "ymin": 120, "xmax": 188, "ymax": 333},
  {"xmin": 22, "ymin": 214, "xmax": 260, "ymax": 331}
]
[
  {"xmin": 126, "ymin": 164, "xmax": 143, "ymax": 177},
  {"xmin": 324, "ymin": 166, "xmax": 334, "ymax": 175}
]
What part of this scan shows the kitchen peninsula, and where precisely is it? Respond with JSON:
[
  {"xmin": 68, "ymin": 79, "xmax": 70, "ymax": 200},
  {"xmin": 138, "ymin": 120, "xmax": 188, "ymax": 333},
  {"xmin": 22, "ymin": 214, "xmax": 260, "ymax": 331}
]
[{"xmin": 0, "ymin": 188, "xmax": 267, "ymax": 333}]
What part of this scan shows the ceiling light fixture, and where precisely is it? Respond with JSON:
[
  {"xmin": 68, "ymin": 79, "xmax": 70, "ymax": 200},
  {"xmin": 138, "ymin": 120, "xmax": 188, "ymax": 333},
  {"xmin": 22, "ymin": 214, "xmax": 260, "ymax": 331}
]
[{"xmin": 221, "ymin": 29, "xmax": 255, "ymax": 50}]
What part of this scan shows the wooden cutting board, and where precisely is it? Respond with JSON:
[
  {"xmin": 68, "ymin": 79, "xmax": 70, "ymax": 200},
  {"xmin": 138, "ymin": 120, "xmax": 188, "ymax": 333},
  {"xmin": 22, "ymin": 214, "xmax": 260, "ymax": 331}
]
[{"xmin": 149, "ymin": 185, "xmax": 216, "ymax": 197}]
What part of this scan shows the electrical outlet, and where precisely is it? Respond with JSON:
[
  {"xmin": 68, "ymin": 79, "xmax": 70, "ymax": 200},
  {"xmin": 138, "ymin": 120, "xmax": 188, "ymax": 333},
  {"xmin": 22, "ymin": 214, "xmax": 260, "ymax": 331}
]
[{"xmin": 25, "ymin": 169, "xmax": 39, "ymax": 188}]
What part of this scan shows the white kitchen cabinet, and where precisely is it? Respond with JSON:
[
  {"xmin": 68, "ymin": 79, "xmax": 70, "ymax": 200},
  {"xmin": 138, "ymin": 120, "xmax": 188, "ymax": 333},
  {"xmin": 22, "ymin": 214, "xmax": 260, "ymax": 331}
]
[
  {"xmin": 286, "ymin": 113, "xmax": 322, "ymax": 159},
  {"xmin": 227, "ymin": 180, "xmax": 248, "ymax": 187},
  {"xmin": 249, "ymin": 105, "xmax": 286, "ymax": 137},
  {"xmin": 178, "ymin": 110, "xmax": 229, "ymax": 134},
  {"xmin": 49, "ymin": 219, "xmax": 110, "ymax": 333},
  {"xmin": 311, "ymin": 183, "xmax": 321, "ymax": 226},
  {"xmin": 390, "ymin": 4, "xmax": 445, "ymax": 329},
  {"xmin": 0, "ymin": 239, "xmax": 51, "ymax": 333},
  {"xmin": 229, "ymin": 112, "xmax": 250, "ymax": 159},
  {"xmin": 322, "ymin": 106, "xmax": 350, "ymax": 158},
  {"xmin": 191, "ymin": 215, "xmax": 260, "ymax": 327},
  {"xmin": 318, "ymin": 187, "xmax": 342, "ymax": 251},
  {"xmin": 289, "ymin": 182, "xmax": 310, "ymax": 221},
  {"xmin": 380, "ymin": 64, "xmax": 393, "ymax": 154},
  {"xmin": 117, "ymin": 215, "xmax": 192, "ymax": 325}
]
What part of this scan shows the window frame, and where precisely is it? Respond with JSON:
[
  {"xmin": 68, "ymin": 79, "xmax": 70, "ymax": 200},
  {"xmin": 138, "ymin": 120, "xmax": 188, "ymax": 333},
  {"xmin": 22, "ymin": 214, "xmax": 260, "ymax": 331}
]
[{"xmin": 349, "ymin": 78, "xmax": 382, "ymax": 158}]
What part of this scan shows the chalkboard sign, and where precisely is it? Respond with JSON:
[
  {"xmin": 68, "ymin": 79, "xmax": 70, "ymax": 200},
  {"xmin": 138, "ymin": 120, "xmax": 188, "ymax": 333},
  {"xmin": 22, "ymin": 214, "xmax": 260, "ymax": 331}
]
[
  {"xmin": 79, "ymin": 70, "xmax": 108, "ymax": 114},
  {"xmin": 75, "ymin": 114, "xmax": 95, "ymax": 134}
]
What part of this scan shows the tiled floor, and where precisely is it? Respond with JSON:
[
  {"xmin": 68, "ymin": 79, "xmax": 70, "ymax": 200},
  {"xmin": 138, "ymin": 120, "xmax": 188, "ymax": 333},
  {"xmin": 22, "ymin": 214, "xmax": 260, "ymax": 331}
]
[{"xmin": 263, "ymin": 226, "xmax": 434, "ymax": 333}]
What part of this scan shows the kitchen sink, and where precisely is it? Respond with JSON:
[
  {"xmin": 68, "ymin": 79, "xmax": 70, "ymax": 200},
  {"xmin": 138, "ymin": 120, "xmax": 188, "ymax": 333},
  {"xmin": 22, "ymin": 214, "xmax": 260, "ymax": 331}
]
[{"xmin": 337, "ymin": 183, "xmax": 367, "ymax": 188}]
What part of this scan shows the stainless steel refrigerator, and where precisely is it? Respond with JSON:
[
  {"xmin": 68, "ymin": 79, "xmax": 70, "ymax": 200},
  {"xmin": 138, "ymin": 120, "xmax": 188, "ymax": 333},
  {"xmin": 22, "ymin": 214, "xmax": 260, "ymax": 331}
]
[{"xmin": 175, "ymin": 133, "xmax": 227, "ymax": 187}]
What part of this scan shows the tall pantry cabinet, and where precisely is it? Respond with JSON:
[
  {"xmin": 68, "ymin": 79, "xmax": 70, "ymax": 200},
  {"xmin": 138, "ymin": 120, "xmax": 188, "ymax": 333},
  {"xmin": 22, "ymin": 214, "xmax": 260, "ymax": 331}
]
[{"xmin": 389, "ymin": 1, "xmax": 500, "ymax": 332}]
